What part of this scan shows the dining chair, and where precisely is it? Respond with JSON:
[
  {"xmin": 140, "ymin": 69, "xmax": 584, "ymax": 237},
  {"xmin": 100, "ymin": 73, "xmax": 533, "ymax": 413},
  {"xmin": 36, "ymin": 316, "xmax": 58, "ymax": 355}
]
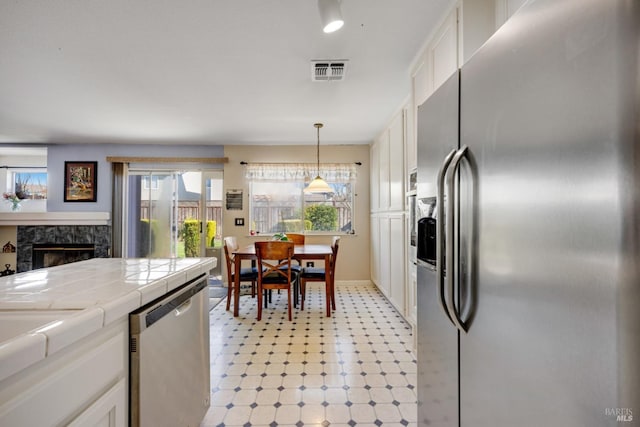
[
  {"xmin": 300, "ymin": 236, "xmax": 340, "ymax": 314},
  {"xmin": 285, "ymin": 233, "xmax": 305, "ymax": 244},
  {"xmin": 255, "ymin": 241, "xmax": 297, "ymax": 321},
  {"xmin": 223, "ymin": 236, "xmax": 258, "ymax": 312},
  {"xmin": 281, "ymin": 233, "xmax": 305, "ymax": 304}
]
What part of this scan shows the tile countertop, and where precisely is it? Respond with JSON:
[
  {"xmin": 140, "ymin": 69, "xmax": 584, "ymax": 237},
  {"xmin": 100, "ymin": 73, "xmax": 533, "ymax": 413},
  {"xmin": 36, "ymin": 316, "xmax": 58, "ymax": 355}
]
[{"xmin": 0, "ymin": 257, "xmax": 216, "ymax": 382}]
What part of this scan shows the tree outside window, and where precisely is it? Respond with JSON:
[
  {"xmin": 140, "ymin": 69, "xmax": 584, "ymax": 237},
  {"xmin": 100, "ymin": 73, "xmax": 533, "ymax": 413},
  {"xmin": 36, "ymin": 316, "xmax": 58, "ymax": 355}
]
[{"xmin": 13, "ymin": 171, "xmax": 47, "ymax": 200}]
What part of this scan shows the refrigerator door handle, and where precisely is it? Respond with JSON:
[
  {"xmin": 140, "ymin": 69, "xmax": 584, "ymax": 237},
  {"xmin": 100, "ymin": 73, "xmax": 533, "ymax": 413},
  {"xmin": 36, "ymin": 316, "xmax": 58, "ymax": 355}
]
[
  {"xmin": 437, "ymin": 148, "xmax": 457, "ymax": 325},
  {"xmin": 445, "ymin": 145, "xmax": 469, "ymax": 333}
]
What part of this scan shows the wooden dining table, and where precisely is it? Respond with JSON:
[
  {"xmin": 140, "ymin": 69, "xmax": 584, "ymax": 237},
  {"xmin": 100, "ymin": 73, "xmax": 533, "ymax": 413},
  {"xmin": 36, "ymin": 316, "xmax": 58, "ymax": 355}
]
[{"xmin": 231, "ymin": 243, "xmax": 335, "ymax": 317}]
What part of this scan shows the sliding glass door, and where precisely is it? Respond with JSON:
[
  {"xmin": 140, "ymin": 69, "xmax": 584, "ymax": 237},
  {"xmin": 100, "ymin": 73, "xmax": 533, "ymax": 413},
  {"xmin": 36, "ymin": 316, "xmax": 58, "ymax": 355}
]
[
  {"xmin": 124, "ymin": 169, "xmax": 223, "ymax": 260},
  {"xmin": 126, "ymin": 171, "xmax": 179, "ymax": 258}
]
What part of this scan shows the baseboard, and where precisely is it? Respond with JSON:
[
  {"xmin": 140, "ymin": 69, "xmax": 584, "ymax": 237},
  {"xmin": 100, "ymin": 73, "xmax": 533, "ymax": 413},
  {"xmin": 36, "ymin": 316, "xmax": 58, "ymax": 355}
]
[{"xmin": 332, "ymin": 280, "xmax": 374, "ymax": 287}]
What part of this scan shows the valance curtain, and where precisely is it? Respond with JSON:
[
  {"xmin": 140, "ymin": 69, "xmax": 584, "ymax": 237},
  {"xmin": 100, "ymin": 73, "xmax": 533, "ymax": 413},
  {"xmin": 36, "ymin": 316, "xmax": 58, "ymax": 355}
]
[{"xmin": 245, "ymin": 163, "xmax": 357, "ymax": 183}]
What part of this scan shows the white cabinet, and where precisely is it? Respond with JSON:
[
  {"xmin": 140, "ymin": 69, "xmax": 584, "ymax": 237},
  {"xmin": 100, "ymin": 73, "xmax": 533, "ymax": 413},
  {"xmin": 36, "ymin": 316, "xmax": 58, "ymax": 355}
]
[
  {"xmin": 370, "ymin": 140, "xmax": 380, "ymax": 212},
  {"xmin": 371, "ymin": 110, "xmax": 405, "ymax": 213},
  {"xmin": 494, "ymin": 0, "xmax": 528, "ymax": 29},
  {"xmin": 387, "ymin": 213, "xmax": 405, "ymax": 311},
  {"xmin": 388, "ymin": 112, "xmax": 405, "ymax": 211},
  {"xmin": 430, "ymin": 9, "xmax": 459, "ymax": 91},
  {"xmin": 0, "ymin": 320, "xmax": 128, "ymax": 427},
  {"xmin": 405, "ymin": 101, "xmax": 416, "ymax": 174},
  {"xmin": 370, "ymin": 108, "xmax": 406, "ymax": 317},
  {"xmin": 371, "ymin": 213, "xmax": 406, "ymax": 315},
  {"xmin": 378, "ymin": 215, "xmax": 391, "ymax": 297},
  {"xmin": 68, "ymin": 379, "xmax": 127, "ymax": 427},
  {"xmin": 378, "ymin": 133, "xmax": 390, "ymax": 211},
  {"xmin": 370, "ymin": 214, "xmax": 380, "ymax": 285}
]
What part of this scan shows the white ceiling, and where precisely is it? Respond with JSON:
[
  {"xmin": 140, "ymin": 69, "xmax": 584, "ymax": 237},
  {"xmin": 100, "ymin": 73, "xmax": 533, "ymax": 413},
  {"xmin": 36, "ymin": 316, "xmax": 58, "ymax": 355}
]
[{"xmin": 0, "ymin": 0, "xmax": 454, "ymax": 146}]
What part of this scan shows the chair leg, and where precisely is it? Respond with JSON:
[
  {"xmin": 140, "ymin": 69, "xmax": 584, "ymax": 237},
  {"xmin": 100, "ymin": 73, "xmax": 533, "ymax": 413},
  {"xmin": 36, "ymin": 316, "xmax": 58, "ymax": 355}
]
[
  {"xmin": 257, "ymin": 284, "xmax": 262, "ymax": 321},
  {"xmin": 226, "ymin": 280, "xmax": 233, "ymax": 311},
  {"xmin": 251, "ymin": 280, "xmax": 256, "ymax": 298},
  {"xmin": 287, "ymin": 287, "xmax": 292, "ymax": 321},
  {"xmin": 331, "ymin": 279, "xmax": 336, "ymax": 310},
  {"xmin": 300, "ymin": 278, "xmax": 306, "ymax": 311}
]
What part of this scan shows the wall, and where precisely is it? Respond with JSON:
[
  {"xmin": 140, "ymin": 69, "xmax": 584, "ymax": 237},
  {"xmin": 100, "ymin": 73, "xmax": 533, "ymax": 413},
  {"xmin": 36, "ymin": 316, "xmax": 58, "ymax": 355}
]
[
  {"xmin": 47, "ymin": 144, "xmax": 225, "ymax": 212},
  {"xmin": 223, "ymin": 145, "xmax": 370, "ymax": 282}
]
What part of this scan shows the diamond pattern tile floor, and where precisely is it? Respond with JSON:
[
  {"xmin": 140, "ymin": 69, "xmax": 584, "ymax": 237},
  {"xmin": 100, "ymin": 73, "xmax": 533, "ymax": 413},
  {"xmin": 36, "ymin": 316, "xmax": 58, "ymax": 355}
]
[{"xmin": 200, "ymin": 282, "xmax": 417, "ymax": 427}]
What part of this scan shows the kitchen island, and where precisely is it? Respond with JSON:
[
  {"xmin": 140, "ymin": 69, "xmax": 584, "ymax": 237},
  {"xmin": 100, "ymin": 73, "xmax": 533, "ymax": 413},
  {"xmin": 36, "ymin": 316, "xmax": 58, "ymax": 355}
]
[{"xmin": 0, "ymin": 257, "xmax": 215, "ymax": 426}]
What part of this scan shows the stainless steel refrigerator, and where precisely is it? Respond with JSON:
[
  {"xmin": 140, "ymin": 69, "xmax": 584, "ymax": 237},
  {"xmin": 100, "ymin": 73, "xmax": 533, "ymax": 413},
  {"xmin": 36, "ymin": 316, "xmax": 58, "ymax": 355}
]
[{"xmin": 416, "ymin": 1, "xmax": 639, "ymax": 426}]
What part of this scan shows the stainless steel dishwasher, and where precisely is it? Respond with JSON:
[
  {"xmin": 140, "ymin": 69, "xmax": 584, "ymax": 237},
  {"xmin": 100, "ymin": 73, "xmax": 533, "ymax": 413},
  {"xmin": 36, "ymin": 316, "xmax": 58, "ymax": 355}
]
[{"xmin": 130, "ymin": 274, "xmax": 210, "ymax": 427}]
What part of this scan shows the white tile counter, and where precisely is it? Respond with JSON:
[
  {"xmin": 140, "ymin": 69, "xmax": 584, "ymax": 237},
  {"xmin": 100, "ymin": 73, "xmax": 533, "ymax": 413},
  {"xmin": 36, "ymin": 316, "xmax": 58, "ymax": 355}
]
[{"xmin": 0, "ymin": 257, "xmax": 216, "ymax": 383}]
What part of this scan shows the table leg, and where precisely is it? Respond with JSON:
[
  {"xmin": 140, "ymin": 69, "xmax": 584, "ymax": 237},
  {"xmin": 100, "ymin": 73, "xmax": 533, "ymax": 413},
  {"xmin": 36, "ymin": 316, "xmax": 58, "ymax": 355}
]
[
  {"xmin": 330, "ymin": 260, "xmax": 336, "ymax": 311},
  {"xmin": 233, "ymin": 257, "xmax": 241, "ymax": 317},
  {"xmin": 325, "ymin": 254, "xmax": 331, "ymax": 317}
]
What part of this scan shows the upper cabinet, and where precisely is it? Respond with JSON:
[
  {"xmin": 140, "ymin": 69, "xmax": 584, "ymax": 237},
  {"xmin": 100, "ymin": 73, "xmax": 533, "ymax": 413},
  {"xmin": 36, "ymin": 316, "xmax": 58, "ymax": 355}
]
[
  {"xmin": 494, "ymin": 0, "xmax": 528, "ymax": 29},
  {"xmin": 407, "ymin": 0, "xmax": 522, "ymax": 175},
  {"xmin": 430, "ymin": 10, "xmax": 459, "ymax": 92},
  {"xmin": 388, "ymin": 111, "xmax": 405, "ymax": 211},
  {"xmin": 371, "ymin": 109, "xmax": 405, "ymax": 214},
  {"xmin": 370, "ymin": 138, "xmax": 381, "ymax": 212},
  {"xmin": 412, "ymin": 7, "xmax": 459, "ymax": 108}
]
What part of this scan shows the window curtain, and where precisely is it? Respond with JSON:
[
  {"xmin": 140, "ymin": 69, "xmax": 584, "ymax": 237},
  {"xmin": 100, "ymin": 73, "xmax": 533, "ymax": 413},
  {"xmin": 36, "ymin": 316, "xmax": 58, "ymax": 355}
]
[
  {"xmin": 110, "ymin": 162, "xmax": 127, "ymax": 258},
  {"xmin": 245, "ymin": 163, "xmax": 357, "ymax": 183}
]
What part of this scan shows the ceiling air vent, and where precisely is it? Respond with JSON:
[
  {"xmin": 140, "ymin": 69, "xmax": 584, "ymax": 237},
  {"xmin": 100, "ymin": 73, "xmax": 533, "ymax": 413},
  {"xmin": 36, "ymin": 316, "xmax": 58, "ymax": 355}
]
[{"xmin": 311, "ymin": 60, "xmax": 347, "ymax": 82}]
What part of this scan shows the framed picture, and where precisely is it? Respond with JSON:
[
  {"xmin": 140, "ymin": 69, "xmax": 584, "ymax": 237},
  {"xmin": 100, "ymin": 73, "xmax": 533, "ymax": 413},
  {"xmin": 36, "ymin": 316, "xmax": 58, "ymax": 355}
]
[{"xmin": 64, "ymin": 161, "xmax": 97, "ymax": 202}]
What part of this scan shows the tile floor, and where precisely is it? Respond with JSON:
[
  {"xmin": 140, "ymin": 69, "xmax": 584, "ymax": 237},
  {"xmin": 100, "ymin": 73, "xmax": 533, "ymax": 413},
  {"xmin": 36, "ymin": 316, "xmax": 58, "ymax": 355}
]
[{"xmin": 200, "ymin": 282, "xmax": 417, "ymax": 427}]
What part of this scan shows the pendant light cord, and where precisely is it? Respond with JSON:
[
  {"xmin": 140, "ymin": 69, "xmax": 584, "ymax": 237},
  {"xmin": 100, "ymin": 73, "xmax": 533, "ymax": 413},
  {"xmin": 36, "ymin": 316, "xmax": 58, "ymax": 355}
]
[
  {"xmin": 314, "ymin": 123, "xmax": 323, "ymax": 177},
  {"xmin": 316, "ymin": 125, "xmax": 320, "ymax": 176}
]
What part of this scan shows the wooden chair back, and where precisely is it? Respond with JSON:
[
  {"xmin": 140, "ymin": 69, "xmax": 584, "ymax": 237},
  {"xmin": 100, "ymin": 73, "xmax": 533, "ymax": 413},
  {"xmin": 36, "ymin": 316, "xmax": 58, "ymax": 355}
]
[
  {"xmin": 223, "ymin": 236, "xmax": 239, "ymax": 275},
  {"xmin": 255, "ymin": 241, "xmax": 296, "ymax": 321},
  {"xmin": 330, "ymin": 236, "xmax": 340, "ymax": 274},
  {"xmin": 286, "ymin": 233, "xmax": 305, "ymax": 244},
  {"xmin": 255, "ymin": 241, "xmax": 295, "ymax": 282}
]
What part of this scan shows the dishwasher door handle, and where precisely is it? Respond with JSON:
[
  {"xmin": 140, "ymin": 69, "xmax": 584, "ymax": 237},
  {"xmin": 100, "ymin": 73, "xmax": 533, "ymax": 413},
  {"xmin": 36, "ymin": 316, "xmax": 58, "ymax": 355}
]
[
  {"xmin": 134, "ymin": 274, "xmax": 208, "ymax": 330},
  {"xmin": 175, "ymin": 297, "xmax": 193, "ymax": 316}
]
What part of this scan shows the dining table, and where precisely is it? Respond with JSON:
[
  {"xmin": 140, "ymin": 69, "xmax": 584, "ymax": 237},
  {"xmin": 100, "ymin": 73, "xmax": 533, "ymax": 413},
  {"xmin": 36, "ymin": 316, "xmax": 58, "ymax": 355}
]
[{"xmin": 231, "ymin": 243, "xmax": 335, "ymax": 317}]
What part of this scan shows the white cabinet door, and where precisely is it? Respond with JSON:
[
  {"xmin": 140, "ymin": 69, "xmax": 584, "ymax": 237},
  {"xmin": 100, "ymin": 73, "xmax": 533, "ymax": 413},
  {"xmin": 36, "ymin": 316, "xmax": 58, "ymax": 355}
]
[
  {"xmin": 429, "ymin": 8, "xmax": 459, "ymax": 93},
  {"xmin": 68, "ymin": 379, "xmax": 127, "ymax": 427},
  {"xmin": 388, "ymin": 213, "xmax": 405, "ymax": 312},
  {"xmin": 388, "ymin": 112, "xmax": 405, "ymax": 211},
  {"xmin": 370, "ymin": 214, "xmax": 380, "ymax": 286},
  {"xmin": 378, "ymin": 132, "xmax": 391, "ymax": 211},
  {"xmin": 378, "ymin": 215, "xmax": 391, "ymax": 297},
  {"xmin": 495, "ymin": 0, "xmax": 528, "ymax": 29},
  {"xmin": 370, "ymin": 140, "xmax": 380, "ymax": 212},
  {"xmin": 405, "ymin": 102, "xmax": 416, "ymax": 174}
]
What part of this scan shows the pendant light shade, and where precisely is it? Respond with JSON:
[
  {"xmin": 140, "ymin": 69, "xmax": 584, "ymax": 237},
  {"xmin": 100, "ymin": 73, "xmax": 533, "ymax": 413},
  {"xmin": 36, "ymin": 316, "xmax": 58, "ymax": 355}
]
[
  {"xmin": 304, "ymin": 123, "xmax": 334, "ymax": 194},
  {"xmin": 318, "ymin": 0, "xmax": 344, "ymax": 33}
]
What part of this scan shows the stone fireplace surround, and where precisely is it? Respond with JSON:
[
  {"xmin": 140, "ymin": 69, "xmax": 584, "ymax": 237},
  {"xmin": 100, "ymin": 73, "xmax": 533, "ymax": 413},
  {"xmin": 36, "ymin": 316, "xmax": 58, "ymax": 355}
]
[{"xmin": 17, "ymin": 225, "xmax": 111, "ymax": 273}]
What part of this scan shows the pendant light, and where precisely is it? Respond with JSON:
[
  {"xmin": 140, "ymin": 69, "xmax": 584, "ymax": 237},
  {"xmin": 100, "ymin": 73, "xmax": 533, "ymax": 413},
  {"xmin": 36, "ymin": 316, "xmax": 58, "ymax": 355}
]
[
  {"xmin": 304, "ymin": 123, "xmax": 334, "ymax": 194},
  {"xmin": 318, "ymin": 0, "xmax": 344, "ymax": 33}
]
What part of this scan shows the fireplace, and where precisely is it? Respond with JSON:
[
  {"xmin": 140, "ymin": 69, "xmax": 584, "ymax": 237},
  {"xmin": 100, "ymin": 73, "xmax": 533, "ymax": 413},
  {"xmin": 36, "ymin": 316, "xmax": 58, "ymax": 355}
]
[
  {"xmin": 17, "ymin": 225, "xmax": 111, "ymax": 272},
  {"xmin": 32, "ymin": 243, "xmax": 96, "ymax": 269}
]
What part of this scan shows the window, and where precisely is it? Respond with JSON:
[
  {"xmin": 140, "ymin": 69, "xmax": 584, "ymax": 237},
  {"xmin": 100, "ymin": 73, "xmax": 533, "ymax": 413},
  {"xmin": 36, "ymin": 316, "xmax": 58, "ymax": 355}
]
[
  {"xmin": 142, "ymin": 175, "xmax": 160, "ymax": 190},
  {"xmin": 12, "ymin": 170, "xmax": 47, "ymax": 200},
  {"xmin": 247, "ymin": 163, "xmax": 356, "ymax": 234}
]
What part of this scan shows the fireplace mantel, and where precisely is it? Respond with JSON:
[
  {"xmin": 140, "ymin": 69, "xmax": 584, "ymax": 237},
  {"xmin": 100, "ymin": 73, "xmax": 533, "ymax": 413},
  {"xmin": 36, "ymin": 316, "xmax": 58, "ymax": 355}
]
[{"xmin": 0, "ymin": 212, "xmax": 110, "ymax": 226}]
